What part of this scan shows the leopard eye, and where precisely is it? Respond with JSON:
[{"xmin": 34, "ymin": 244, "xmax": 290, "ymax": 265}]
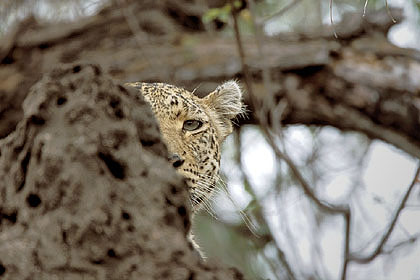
[{"xmin": 183, "ymin": 120, "xmax": 203, "ymax": 131}]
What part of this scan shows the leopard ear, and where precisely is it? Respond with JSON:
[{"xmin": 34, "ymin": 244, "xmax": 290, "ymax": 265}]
[{"xmin": 203, "ymin": 80, "xmax": 243, "ymax": 119}]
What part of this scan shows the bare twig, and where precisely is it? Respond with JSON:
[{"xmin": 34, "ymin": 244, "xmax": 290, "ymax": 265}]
[
  {"xmin": 381, "ymin": 234, "xmax": 419, "ymax": 255},
  {"xmin": 233, "ymin": 1, "xmax": 411, "ymax": 278},
  {"xmin": 275, "ymin": 247, "xmax": 296, "ymax": 280},
  {"xmin": 261, "ymin": 107, "xmax": 351, "ymax": 280},
  {"xmin": 363, "ymin": 0, "xmax": 370, "ymax": 17},
  {"xmin": 330, "ymin": 0, "xmax": 338, "ymax": 38},
  {"xmin": 342, "ymin": 211, "xmax": 351, "ymax": 280},
  {"xmin": 234, "ymin": 2, "xmax": 351, "ymax": 278},
  {"xmin": 385, "ymin": 0, "xmax": 397, "ymax": 23},
  {"xmin": 248, "ymin": 0, "xmax": 273, "ymax": 98},
  {"xmin": 349, "ymin": 164, "xmax": 420, "ymax": 264},
  {"xmin": 230, "ymin": 3, "xmax": 300, "ymax": 279},
  {"xmin": 261, "ymin": 109, "xmax": 352, "ymax": 280},
  {"xmin": 118, "ymin": 0, "xmax": 146, "ymax": 45},
  {"xmin": 259, "ymin": 248, "xmax": 283, "ymax": 280},
  {"xmin": 259, "ymin": 0, "xmax": 302, "ymax": 24},
  {"xmin": 245, "ymin": 3, "xmax": 306, "ymax": 278},
  {"xmin": 264, "ymin": 128, "xmax": 349, "ymax": 214},
  {"xmin": 117, "ymin": 0, "xmax": 154, "ymax": 68},
  {"xmin": 229, "ymin": 0, "xmax": 254, "ymax": 101},
  {"xmin": 363, "ymin": 0, "xmax": 396, "ymax": 23},
  {"xmin": 234, "ymin": 129, "xmax": 296, "ymax": 280}
]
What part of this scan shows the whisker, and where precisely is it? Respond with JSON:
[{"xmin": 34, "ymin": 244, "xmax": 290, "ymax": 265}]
[
  {"xmin": 195, "ymin": 174, "xmax": 260, "ymax": 237},
  {"xmin": 191, "ymin": 189, "xmax": 219, "ymax": 218}
]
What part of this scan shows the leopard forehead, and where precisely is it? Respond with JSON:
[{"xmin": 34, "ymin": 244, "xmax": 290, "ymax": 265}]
[
  {"xmin": 141, "ymin": 83, "xmax": 208, "ymax": 119},
  {"xmin": 126, "ymin": 81, "xmax": 243, "ymax": 212}
]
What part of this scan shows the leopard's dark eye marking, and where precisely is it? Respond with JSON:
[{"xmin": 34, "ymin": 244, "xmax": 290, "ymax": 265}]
[{"xmin": 183, "ymin": 120, "xmax": 203, "ymax": 131}]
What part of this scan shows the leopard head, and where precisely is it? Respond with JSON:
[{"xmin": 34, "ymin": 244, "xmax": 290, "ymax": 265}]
[{"xmin": 126, "ymin": 81, "xmax": 243, "ymax": 211}]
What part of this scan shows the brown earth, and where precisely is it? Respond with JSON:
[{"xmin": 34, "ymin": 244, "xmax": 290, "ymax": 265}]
[{"xmin": 0, "ymin": 64, "xmax": 243, "ymax": 279}]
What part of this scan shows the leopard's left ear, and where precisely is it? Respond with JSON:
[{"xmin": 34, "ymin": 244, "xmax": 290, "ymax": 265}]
[{"xmin": 203, "ymin": 80, "xmax": 244, "ymax": 119}]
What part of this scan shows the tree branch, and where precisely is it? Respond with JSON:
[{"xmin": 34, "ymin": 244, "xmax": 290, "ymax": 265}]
[
  {"xmin": 1, "ymin": 5, "xmax": 418, "ymax": 161},
  {"xmin": 232, "ymin": 3, "xmax": 353, "ymax": 279},
  {"xmin": 349, "ymin": 164, "xmax": 420, "ymax": 264},
  {"xmin": 258, "ymin": 0, "xmax": 302, "ymax": 24}
]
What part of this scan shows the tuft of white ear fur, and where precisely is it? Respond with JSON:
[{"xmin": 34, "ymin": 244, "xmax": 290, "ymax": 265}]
[{"xmin": 204, "ymin": 80, "xmax": 244, "ymax": 120}]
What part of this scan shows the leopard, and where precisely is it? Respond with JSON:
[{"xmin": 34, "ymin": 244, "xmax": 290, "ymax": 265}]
[{"xmin": 126, "ymin": 80, "xmax": 243, "ymax": 256}]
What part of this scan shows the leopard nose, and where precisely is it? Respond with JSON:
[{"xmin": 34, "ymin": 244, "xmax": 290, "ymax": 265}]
[{"xmin": 168, "ymin": 154, "xmax": 185, "ymax": 168}]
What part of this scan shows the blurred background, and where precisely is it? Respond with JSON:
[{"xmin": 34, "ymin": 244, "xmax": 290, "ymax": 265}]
[{"xmin": 1, "ymin": 0, "xmax": 420, "ymax": 279}]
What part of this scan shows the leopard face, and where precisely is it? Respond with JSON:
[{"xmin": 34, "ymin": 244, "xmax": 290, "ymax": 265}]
[{"xmin": 126, "ymin": 81, "xmax": 243, "ymax": 212}]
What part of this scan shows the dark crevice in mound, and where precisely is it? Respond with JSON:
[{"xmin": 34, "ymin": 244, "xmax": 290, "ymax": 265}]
[
  {"xmin": 121, "ymin": 211, "xmax": 131, "ymax": 220},
  {"xmin": 26, "ymin": 193, "xmax": 42, "ymax": 208},
  {"xmin": 17, "ymin": 151, "xmax": 31, "ymax": 192},
  {"xmin": 109, "ymin": 96, "xmax": 125, "ymax": 119},
  {"xmin": 177, "ymin": 206, "xmax": 187, "ymax": 216},
  {"xmin": 56, "ymin": 96, "xmax": 67, "ymax": 106},
  {"xmin": 29, "ymin": 115, "xmax": 46, "ymax": 125},
  {"xmin": 140, "ymin": 139, "xmax": 155, "ymax": 147},
  {"xmin": 98, "ymin": 151, "xmax": 126, "ymax": 180},
  {"xmin": 107, "ymin": 249, "xmax": 117, "ymax": 258},
  {"xmin": 0, "ymin": 209, "xmax": 18, "ymax": 225},
  {"xmin": 72, "ymin": 65, "xmax": 81, "ymax": 73},
  {"xmin": 0, "ymin": 263, "xmax": 6, "ymax": 276}
]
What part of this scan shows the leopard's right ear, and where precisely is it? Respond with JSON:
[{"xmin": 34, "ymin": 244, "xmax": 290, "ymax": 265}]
[{"xmin": 203, "ymin": 80, "xmax": 244, "ymax": 120}]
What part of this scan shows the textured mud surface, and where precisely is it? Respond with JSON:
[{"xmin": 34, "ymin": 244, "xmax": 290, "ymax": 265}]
[{"xmin": 0, "ymin": 64, "xmax": 242, "ymax": 279}]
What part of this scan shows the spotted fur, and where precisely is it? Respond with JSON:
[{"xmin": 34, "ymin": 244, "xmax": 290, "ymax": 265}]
[{"xmin": 126, "ymin": 81, "xmax": 243, "ymax": 212}]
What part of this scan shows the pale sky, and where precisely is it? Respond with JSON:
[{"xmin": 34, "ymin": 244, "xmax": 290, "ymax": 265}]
[{"xmin": 219, "ymin": 125, "xmax": 419, "ymax": 279}]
